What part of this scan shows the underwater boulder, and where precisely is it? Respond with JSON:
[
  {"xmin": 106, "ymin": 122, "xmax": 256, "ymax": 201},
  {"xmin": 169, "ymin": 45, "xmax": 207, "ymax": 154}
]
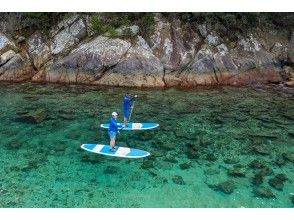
[
  {"xmin": 223, "ymin": 157, "xmax": 240, "ymax": 164},
  {"xmin": 282, "ymin": 152, "xmax": 294, "ymax": 163},
  {"xmin": 186, "ymin": 148, "xmax": 199, "ymax": 159},
  {"xmin": 216, "ymin": 180, "xmax": 235, "ymax": 194},
  {"xmin": 251, "ymin": 172, "xmax": 264, "ymax": 186},
  {"xmin": 275, "ymin": 155, "xmax": 286, "ymax": 167},
  {"xmin": 141, "ymin": 160, "xmax": 155, "ymax": 169},
  {"xmin": 103, "ymin": 166, "xmax": 118, "ymax": 174},
  {"xmin": 172, "ymin": 175, "xmax": 185, "ymax": 185},
  {"xmin": 228, "ymin": 167, "xmax": 246, "ymax": 177},
  {"xmin": 291, "ymin": 195, "xmax": 294, "ymax": 206},
  {"xmin": 252, "ymin": 145, "xmax": 271, "ymax": 155},
  {"xmin": 15, "ymin": 109, "xmax": 47, "ymax": 124},
  {"xmin": 253, "ymin": 187, "xmax": 276, "ymax": 198},
  {"xmin": 268, "ymin": 174, "xmax": 288, "ymax": 191},
  {"xmin": 164, "ymin": 155, "xmax": 178, "ymax": 164},
  {"xmin": 205, "ymin": 153, "xmax": 218, "ymax": 162},
  {"xmin": 258, "ymin": 166, "xmax": 273, "ymax": 176},
  {"xmin": 6, "ymin": 140, "xmax": 23, "ymax": 149},
  {"xmin": 179, "ymin": 162, "xmax": 191, "ymax": 170},
  {"xmin": 248, "ymin": 159, "xmax": 267, "ymax": 169}
]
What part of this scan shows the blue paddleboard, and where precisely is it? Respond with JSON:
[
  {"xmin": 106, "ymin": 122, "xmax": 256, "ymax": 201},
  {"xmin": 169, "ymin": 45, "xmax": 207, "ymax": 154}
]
[
  {"xmin": 81, "ymin": 144, "xmax": 150, "ymax": 158},
  {"xmin": 100, "ymin": 122, "xmax": 159, "ymax": 130}
]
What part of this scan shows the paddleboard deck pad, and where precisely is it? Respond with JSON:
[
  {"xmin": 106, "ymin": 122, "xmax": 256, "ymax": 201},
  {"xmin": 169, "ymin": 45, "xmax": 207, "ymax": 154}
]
[
  {"xmin": 100, "ymin": 123, "xmax": 159, "ymax": 130},
  {"xmin": 81, "ymin": 144, "xmax": 150, "ymax": 158}
]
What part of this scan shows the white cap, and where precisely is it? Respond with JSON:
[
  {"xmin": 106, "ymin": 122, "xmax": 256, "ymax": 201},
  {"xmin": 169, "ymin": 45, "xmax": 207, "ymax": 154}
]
[{"xmin": 112, "ymin": 112, "xmax": 118, "ymax": 116}]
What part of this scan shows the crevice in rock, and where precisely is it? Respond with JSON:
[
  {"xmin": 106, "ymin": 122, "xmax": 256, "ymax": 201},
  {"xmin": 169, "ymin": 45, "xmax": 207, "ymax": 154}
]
[
  {"xmin": 176, "ymin": 40, "xmax": 204, "ymax": 78},
  {"xmin": 95, "ymin": 39, "xmax": 133, "ymax": 82},
  {"xmin": 162, "ymin": 67, "xmax": 167, "ymax": 87},
  {"xmin": 212, "ymin": 66, "xmax": 219, "ymax": 84},
  {"xmin": 0, "ymin": 57, "xmax": 13, "ymax": 68}
]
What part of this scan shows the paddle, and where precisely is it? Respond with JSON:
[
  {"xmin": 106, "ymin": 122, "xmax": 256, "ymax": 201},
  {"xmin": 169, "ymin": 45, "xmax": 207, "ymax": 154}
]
[
  {"xmin": 128, "ymin": 95, "xmax": 137, "ymax": 122},
  {"xmin": 128, "ymin": 100, "xmax": 135, "ymax": 122}
]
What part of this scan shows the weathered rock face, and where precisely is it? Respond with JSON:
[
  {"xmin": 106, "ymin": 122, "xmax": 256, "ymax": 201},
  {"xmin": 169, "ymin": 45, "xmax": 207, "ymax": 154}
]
[
  {"xmin": 0, "ymin": 32, "xmax": 34, "ymax": 81},
  {"xmin": 98, "ymin": 36, "xmax": 165, "ymax": 87},
  {"xmin": 28, "ymin": 32, "xmax": 51, "ymax": 69},
  {"xmin": 33, "ymin": 35, "xmax": 165, "ymax": 87},
  {"xmin": 150, "ymin": 16, "xmax": 202, "ymax": 71},
  {"xmin": 33, "ymin": 36, "xmax": 132, "ymax": 83},
  {"xmin": 1, "ymin": 14, "xmax": 293, "ymax": 87},
  {"xmin": 50, "ymin": 15, "xmax": 87, "ymax": 55}
]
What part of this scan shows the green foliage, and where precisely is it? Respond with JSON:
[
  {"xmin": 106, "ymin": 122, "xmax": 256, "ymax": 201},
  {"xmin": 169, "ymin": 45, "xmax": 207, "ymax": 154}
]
[
  {"xmin": 20, "ymin": 12, "xmax": 63, "ymax": 33},
  {"xmin": 138, "ymin": 13, "xmax": 155, "ymax": 32},
  {"xmin": 90, "ymin": 15, "xmax": 118, "ymax": 37}
]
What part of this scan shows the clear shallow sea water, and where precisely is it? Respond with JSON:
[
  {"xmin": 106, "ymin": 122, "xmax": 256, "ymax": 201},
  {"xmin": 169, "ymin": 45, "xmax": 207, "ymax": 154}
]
[{"xmin": 0, "ymin": 82, "xmax": 293, "ymax": 208}]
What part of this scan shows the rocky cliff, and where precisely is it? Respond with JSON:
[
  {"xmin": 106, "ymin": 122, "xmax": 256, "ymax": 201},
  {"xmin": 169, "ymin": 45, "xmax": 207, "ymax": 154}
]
[{"xmin": 0, "ymin": 13, "xmax": 293, "ymax": 87}]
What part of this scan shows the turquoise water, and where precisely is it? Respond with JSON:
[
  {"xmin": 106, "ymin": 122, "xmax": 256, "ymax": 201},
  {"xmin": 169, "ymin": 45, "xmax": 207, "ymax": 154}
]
[{"xmin": 0, "ymin": 82, "xmax": 293, "ymax": 208}]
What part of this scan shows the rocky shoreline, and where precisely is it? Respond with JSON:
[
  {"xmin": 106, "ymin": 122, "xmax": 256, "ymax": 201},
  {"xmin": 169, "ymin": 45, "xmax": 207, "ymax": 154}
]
[{"xmin": 1, "ymin": 13, "xmax": 294, "ymax": 88}]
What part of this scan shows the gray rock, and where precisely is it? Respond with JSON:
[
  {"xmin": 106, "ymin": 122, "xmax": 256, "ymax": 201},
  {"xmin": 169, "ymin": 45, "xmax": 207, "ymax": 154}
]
[
  {"xmin": 0, "ymin": 50, "xmax": 16, "ymax": 66},
  {"xmin": 98, "ymin": 36, "xmax": 165, "ymax": 87},
  {"xmin": 0, "ymin": 32, "xmax": 17, "ymax": 54},
  {"xmin": 28, "ymin": 32, "xmax": 51, "ymax": 69},
  {"xmin": 116, "ymin": 25, "xmax": 140, "ymax": 36},
  {"xmin": 50, "ymin": 17, "xmax": 87, "ymax": 55},
  {"xmin": 198, "ymin": 24, "xmax": 207, "ymax": 38},
  {"xmin": 51, "ymin": 30, "xmax": 78, "ymax": 55},
  {"xmin": 207, "ymin": 33, "xmax": 221, "ymax": 46}
]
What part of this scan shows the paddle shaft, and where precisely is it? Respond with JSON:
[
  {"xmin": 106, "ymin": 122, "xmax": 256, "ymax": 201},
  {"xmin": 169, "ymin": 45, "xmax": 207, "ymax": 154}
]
[{"xmin": 128, "ymin": 100, "xmax": 135, "ymax": 122}]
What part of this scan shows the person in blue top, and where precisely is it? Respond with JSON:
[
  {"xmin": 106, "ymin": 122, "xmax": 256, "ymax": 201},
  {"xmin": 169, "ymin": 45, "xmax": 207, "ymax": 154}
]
[
  {"xmin": 123, "ymin": 92, "xmax": 137, "ymax": 127},
  {"xmin": 108, "ymin": 112, "xmax": 119, "ymax": 152}
]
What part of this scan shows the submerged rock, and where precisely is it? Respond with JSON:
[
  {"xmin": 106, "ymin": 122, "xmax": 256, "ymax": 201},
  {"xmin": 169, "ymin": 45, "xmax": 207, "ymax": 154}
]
[
  {"xmin": 6, "ymin": 140, "xmax": 23, "ymax": 149},
  {"xmin": 186, "ymin": 148, "xmax": 199, "ymax": 159},
  {"xmin": 268, "ymin": 174, "xmax": 288, "ymax": 191},
  {"xmin": 179, "ymin": 162, "xmax": 191, "ymax": 170},
  {"xmin": 291, "ymin": 195, "xmax": 294, "ymax": 206},
  {"xmin": 103, "ymin": 166, "xmax": 118, "ymax": 174},
  {"xmin": 253, "ymin": 187, "xmax": 276, "ymax": 198},
  {"xmin": 228, "ymin": 167, "xmax": 246, "ymax": 177},
  {"xmin": 251, "ymin": 172, "xmax": 264, "ymax": 186},
  {"xmin": 223, "ymin": 157, "xmax": 240, "ymax": 164},
  {"xmin": 252, "ymin": 145, "xmax": 271, "ymax": 155},
  {"xmin": 172, "ymin": 175, "xmax": 185, "ymax": 185},
  {"xmin": 141, "ymin": 160, "xmax": 155, "ymax": 169},
  {"xmin": 282, "ymin": 152, "xmax": 294, "ymax": 163},
  {"xmin": 164, "ymin": 155, "xmax": 178, "ymax": 164},
  {"xmin": 15, "ymin": 109, "xmax": 47, "ymax": 124},
  {"xmin": 216, "ymin": 180, "xmax": 235, "ymax": 194},
  {"xmin": 248, "ymin": 159, "xmax": 267, "ymax": 169},
  {"xmin": 275, "ymin": 155, "xmax": 286, "ymax": 167},
  {"xmin": 205, "ymin": 153, "xmax": 218, "ymax": 162}
]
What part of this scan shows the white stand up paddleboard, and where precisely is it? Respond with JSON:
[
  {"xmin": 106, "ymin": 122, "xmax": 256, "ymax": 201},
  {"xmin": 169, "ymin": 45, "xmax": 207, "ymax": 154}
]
[
  {"xmin": 100, "ymin": 123, "xmax": 159, "ymax": 130},
  {"xmin": 81, "ymin": 144, "xmax": 150, "ymax": 158}
]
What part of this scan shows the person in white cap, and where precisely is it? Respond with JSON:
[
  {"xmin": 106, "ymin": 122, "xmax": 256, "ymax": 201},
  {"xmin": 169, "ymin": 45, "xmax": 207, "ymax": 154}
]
[{"xmin": 108, "ymin": 112, "xmax": 119, "ymax": 152}]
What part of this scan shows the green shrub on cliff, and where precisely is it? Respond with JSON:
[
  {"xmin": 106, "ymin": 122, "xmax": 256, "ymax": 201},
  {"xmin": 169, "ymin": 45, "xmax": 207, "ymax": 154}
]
[{"xmin": 90, "ymin": 15, "xmax": 118, "ymax": 38}]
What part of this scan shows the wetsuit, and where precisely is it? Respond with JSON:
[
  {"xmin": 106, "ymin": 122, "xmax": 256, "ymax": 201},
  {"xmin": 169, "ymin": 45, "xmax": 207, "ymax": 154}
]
[
  {"xmin": 108, "ymin": 117, "xmax": 118, "ymax": 138},
  {"xmin": 123, "ymin": 95, "xmax": 134, "ymax": 119}
]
